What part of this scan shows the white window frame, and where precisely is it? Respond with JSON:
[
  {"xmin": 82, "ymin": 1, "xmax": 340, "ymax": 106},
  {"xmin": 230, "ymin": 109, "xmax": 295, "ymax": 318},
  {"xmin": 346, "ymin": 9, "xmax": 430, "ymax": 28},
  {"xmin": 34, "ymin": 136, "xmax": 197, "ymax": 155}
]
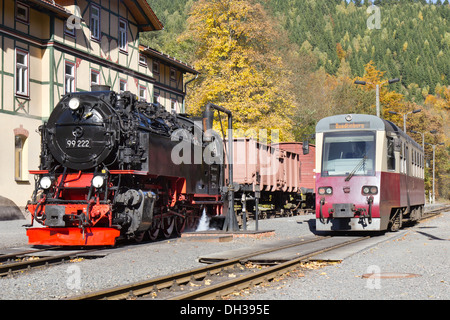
[
  {"xmin": 139, "ymin": 85, "xmax": 146, "ymax": 101},
  {"xmin": 119, "ymin": 79, "xmax": 127, "ymax": 93},
  {"xmin": 139, "ymin": 53, "xmax": 147, "ymax": 66},
  {"xmin": 15, "ymin": 48, "xmax": 29, "ymax": 97},
  {"xmin": 90, "ymin": 69, "xmax": 100, "ymax": 88},
  {"xmin": 153, "ymin": 92, "xmax": 160, "ymax": 104},
  {"xmin": 15, "ymin": 134, "xmax": 27, "ymax": 181},
  {"xmin": 90, "ymin": 4, "xmax": 100, "ymax": 41},
  {"xmin": 65, "ymin": 61, "xmax": 76, "ymax": 94},
  {"xmin": 171, "ymin": 99, "xmax": 178, "ymax": 113},
  {"xmin": 119, "ymin": 18, "xmax": 128, "ymax": 52}
]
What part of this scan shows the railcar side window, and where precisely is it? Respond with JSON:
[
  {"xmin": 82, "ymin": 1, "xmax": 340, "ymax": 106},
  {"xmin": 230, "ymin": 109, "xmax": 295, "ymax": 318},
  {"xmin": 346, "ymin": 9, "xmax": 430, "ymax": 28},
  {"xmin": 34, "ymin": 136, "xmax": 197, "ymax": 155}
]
[{"xmin": 387, "ymin": 137, "xmax": 395, "ymax": 171}]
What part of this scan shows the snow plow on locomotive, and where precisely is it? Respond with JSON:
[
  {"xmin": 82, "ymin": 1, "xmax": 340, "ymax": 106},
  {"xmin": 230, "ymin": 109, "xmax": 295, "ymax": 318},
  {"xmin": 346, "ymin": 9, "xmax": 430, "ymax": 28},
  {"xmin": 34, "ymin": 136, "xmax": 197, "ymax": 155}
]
[{"xmin": 314, "ymin": 114, "xmax": 425, "ymax": 232}]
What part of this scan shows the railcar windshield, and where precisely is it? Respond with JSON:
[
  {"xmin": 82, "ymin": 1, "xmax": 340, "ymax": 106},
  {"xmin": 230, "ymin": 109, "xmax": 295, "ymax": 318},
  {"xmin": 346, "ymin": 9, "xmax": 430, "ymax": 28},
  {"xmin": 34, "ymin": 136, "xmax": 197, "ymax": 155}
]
[{"xmin": 321, "ymin": 131, "xmax": 376, "ymax": 177}]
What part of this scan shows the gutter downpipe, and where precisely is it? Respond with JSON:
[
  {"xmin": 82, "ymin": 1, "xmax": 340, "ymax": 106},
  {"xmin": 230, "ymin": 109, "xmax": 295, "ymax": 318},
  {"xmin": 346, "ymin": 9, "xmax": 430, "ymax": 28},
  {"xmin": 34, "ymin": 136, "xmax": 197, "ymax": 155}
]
[{"xmin": 182, "ymin": 73, "xmax": 198, "ymax": 113}]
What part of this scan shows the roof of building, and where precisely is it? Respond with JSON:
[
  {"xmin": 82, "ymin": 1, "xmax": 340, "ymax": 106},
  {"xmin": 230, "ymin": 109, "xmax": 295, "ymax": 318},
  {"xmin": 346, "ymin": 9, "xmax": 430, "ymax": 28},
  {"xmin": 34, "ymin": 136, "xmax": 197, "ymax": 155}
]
[
  {"xmin": 28, "ymin": 0, "xmax": 164, "ymax": 32},
  {"xmin": 121, "ymin": 0, "xmax": 164, "ymax": 31},
  {"xmin": 139, "ymin": 45, "xmax": 199, "ymax": 75},
  {"xmin": 27, "ymin": 0, "xmax": 72, "ymax": 18}
]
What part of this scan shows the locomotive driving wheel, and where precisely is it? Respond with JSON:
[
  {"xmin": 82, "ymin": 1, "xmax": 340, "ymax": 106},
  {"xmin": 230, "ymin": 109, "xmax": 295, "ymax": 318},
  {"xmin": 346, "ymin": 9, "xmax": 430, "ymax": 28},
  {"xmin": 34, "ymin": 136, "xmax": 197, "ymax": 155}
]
[
  {"xmin": 162, "ymin": 216, "xmax": 175, "ymax": 238},
  {"xmin": 147, "ymin": 219, "xmax": 160, "ymax": 241},
  {"xmin": 134, "ymin": 231, "xmax": 147, "ymax": 243},
  {"xmin": 174, "ymin": 215, "xmax": 186, "ymax": 236}
]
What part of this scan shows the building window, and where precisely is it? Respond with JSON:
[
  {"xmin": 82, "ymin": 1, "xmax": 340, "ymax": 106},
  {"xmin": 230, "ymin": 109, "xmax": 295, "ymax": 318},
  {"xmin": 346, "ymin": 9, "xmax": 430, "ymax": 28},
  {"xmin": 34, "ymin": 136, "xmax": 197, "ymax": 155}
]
[
  {"xmin": 91, "ymin": 69, "xmax": 100, "ymax": 89},
  {"xmin": 90, "ymin": 4, "xmax": 100, "ymax": 41},
  {"xmin": 139, "ymin": 54, "xmax": 147, "ymax": 66},
  {"xmin": 14, "ymin": 125, "xmax": 29, "ymax": 181},
  {"xmin": 15, "ymin": 49, "xmax": 29, "ymax": 97},
  {"xmin": 119, "ymin": 79, "xmax": 127, "ymax": 93},
  {"xmin": 153, "ymin": 61, "xmax": 159, "ymax": 74},
  {"xmin": 14, "ymin": 135, "xmax": 26, "ymax": 181},
  {"xmin": 65, "ymin": 23, "xmax": 76, "ymax": 37},
  {"xmin": 119, "ymin": 18, "xmax": 127, "ymax": 52},
  {"xmin": 170, "ymin": 68, "xmax": 176, "ymax": 81},
  {"xmin": 153, "ymin": 92, "xmax": 160, "ymax": 104},
  {"xmin": 16, "ymin": 2, "xmax": 29, "ymax": 24},
  {"xmin": 139, "ymin": 85, "xmax": 146, "ymax": 101},
  {"xmin": 65, "ymin": 61, "xmax": 75, "ymax": 94},
  {"xmin": 171, "ymin": 99, "xmax": 178, "ymax": 113}
]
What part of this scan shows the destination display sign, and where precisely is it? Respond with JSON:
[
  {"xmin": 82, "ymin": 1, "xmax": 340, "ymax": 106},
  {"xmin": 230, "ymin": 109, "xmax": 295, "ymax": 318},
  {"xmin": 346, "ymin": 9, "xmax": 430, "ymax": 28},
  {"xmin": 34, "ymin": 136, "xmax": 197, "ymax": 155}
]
[{"xmin": 329, "ymin": 122, "xmax": 370, "ymax": 129}]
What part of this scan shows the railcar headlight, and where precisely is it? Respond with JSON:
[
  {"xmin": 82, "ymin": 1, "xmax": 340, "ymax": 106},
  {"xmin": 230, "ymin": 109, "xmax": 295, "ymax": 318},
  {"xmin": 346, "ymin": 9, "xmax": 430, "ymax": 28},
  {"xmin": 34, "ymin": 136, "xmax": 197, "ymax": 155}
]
[
  {"xmin": 92, "ymin": 175, "xmax": 105, "ymax": 188},
  {"xmin": 362, "ymin": 186, "xmax": 378, "ymax": 195},
  {"xmin": 68, "ymin": 97, "xmax": 80, "ymax": 110},
  {"xmin": 39, "ymin": 176, "xmax": 52, "ymax": 190},
  {"xmin": 318, "ymin": 187, "xmax": 333, "ymax": 195}
]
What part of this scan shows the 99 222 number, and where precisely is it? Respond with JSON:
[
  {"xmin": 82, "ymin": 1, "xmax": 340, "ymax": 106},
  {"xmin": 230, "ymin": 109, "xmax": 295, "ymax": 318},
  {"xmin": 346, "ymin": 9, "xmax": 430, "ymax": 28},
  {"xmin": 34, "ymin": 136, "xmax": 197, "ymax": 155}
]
[{"xmin": 66, "ymin": 139, "xmax": 91, "ymax": 149}]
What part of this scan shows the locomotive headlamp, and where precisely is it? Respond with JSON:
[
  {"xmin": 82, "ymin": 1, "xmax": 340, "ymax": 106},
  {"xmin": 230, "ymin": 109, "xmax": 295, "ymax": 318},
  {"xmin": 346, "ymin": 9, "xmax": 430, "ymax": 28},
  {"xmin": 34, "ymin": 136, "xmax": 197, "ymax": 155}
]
[
  {"xmin": 362, "ymin": 186, "xmax": 378, "ymax": 195},
  {"xmin": 68, "ymin": 97, "xmax": 80, "ymax": 110},
  {"xmin": 39, "ymin": 176, "xmax": 52, "ymax": 190},
  {"xmin": 92, "ymin": 175, "xmax": 105, "ymax": 188},
  {"xmin": 318, "ymin": 187, "xmax": 333, "ymax": 195}
]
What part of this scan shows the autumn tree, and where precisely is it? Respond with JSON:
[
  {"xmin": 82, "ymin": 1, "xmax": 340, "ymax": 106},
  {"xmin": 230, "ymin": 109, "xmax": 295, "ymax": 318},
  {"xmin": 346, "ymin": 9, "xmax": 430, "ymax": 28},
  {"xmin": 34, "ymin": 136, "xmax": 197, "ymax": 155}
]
[
  {"xmin": 352, "ymin": 61, "xmax": 405, "ymax": 119},
  {"xmin": 182, "ymin": 0, "xmax": 297, "ymax": 141}
]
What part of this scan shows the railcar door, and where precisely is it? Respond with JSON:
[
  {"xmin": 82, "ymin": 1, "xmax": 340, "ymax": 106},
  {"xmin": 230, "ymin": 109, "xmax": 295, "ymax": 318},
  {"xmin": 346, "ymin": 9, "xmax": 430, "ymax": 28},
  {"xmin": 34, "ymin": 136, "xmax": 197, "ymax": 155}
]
[{"xmin": 405, "ymin": 143, "xmax": 411, "ymax": 213}]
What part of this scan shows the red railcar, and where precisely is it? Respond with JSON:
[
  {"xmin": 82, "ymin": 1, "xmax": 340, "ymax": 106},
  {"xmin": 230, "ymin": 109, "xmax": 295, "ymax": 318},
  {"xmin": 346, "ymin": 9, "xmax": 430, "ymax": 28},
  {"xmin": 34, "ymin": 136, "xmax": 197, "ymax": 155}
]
[
  {"xmin": 276, "ymin": 142, "xmax": 316, "ymax": 193},
  {"xmin": 227, "ymin": 139, "xmax": 315, "ymax": 219},
  {"xmin": 314, "ymin": 114, "xmax": 424, "ymax": 232}
]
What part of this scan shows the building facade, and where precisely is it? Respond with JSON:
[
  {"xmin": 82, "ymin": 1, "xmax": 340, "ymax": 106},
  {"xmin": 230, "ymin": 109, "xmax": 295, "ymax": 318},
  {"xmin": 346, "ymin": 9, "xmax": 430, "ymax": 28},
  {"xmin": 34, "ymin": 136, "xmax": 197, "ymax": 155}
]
[{"xmin": 0, "ymin": 0, "xmax": 198, "ymax": 207}]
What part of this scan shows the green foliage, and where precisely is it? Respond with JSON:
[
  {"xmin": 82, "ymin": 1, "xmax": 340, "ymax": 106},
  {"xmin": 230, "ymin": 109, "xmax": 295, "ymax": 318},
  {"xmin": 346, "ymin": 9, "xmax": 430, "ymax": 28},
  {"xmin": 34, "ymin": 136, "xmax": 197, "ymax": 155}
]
[
  {"xmin": 142, "ymin": 0, "xmax": 449, "ymax": 199},
  {"xmin": 143, "ymin": 0, "xmax": 450, "ymax": 102},
  {"xmin": 263, "ymin": 0, "xmax": 450, "ymax": 101}
]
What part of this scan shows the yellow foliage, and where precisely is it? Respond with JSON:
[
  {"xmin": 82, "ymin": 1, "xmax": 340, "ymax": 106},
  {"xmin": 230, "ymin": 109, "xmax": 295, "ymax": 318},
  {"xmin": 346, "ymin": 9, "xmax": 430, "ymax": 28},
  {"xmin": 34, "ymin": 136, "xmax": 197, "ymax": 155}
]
[{"xmin": 183, "ymin": 0, "xmax": 296, "ymax": 141}]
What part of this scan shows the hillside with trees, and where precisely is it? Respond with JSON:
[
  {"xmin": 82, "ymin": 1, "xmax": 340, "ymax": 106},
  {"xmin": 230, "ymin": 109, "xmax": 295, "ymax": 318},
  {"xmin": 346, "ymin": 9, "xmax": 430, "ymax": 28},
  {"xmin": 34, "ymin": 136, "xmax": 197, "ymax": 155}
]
[{"xmin": 141, "ymin": 0, "xmax": 449, "ymax": 199}]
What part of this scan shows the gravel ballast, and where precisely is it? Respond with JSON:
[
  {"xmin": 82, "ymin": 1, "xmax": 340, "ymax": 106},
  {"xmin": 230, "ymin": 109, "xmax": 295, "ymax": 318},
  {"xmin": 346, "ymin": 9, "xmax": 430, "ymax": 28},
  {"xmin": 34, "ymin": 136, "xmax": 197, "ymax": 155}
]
[{"xmin": 0, "ymin": 207, "xmax": 448, "ymax": 300}]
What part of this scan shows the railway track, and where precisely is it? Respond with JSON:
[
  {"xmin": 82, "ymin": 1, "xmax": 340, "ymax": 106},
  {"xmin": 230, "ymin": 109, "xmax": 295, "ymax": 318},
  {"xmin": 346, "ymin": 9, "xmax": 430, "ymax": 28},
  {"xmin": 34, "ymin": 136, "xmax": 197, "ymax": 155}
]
[
  {"xmin": 420, "ymin": 204, "xmax": 449, "ymax": 221},
  {"xmin": 0, "ymin": 247, "xmax": 103, "ymax": 278},
  {"xmin": 69, "ymin": 204, "xmax": 450, "ymax": 300},
  {"xmin": 0, "ymin": 246, "xmax": 60, "ymax": 264},
  {"xmin": 69, "ymin": 236, "xmax": 369, "ymax": 300},
  {"xmin": 1, "ymin": 204, "xmax": 447, "ymax": 282}
]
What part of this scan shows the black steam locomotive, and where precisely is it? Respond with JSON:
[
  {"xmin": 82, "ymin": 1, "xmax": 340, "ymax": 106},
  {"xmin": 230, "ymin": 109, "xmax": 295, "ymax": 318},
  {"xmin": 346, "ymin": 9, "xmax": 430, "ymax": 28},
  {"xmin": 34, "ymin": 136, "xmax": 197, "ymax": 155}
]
[{"xmin": 26, "ymin": 87, "xmax": 224, "ymax": 246}]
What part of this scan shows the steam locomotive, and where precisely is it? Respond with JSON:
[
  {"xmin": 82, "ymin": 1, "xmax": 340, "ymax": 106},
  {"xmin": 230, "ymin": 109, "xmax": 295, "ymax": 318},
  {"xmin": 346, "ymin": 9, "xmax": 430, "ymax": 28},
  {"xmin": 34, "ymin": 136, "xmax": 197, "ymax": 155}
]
[{"xmin": 26, "ymin": 87, "xmax": 223, "ymax": 246}]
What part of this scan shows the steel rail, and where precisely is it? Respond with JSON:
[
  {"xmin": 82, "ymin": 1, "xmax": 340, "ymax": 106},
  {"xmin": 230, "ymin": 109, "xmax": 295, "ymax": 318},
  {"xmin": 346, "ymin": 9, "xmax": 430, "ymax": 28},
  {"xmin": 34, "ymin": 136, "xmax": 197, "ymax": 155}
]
[
  {"xmin": 168, "ymin": 236, "xmax": 370, "ymax": 300},
  {"xmin": 69, "ymin": 236, "xmax": 372, "ymax": 300},
  {"xmin": 0, "ymin": 247, "xmax": 61, "ymax": 263},
  {"xmin": 0, "ymin": 248, "xmax": 101, "ymax": 278},
  {"xmin": 69, "ymin": 236, "xmax": 328, "ymax": 300}
]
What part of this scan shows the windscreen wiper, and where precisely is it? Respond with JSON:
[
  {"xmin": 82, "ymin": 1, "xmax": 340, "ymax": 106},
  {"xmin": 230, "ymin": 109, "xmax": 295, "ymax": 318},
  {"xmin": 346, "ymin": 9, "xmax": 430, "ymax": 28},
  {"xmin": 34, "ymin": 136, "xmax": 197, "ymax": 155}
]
[{"xmin": 345, "ymin": 155, "xmax": 367, "ymax": 182}]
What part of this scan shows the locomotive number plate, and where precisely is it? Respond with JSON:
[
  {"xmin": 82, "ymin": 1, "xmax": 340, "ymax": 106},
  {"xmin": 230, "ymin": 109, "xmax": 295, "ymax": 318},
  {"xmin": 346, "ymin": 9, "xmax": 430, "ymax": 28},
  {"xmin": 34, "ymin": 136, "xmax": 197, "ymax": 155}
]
[{"xmin": 65, "ymin": 139, "xmax": 91, "ymax": 149}]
